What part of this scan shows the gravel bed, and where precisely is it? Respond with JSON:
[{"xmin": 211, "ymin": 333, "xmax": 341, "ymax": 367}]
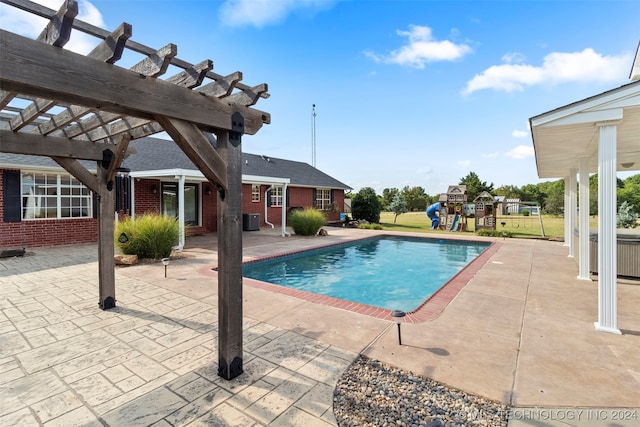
[{"xmin": 334, "ymin": 356, "xmax": 509, "ymax": 427}]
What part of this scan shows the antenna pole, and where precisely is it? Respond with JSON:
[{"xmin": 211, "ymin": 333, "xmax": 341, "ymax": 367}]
[{"xmin": 311, "ymin": 104, "xmax": 317, "ymax": 167}]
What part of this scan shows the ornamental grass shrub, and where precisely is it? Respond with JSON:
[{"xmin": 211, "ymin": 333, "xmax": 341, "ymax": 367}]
[
  {"xmin": 289, "ymin": 208, "xmax": 326, "ymax": 236},
  {"xmin": 115, "ymin": 214, "xmax": 179, "ymax": 259},
  {"xmin": 476, "ymin": 229, "xmax": 514, "ymax": 238}
]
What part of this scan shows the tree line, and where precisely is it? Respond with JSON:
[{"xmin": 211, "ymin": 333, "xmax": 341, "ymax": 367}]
[{"xmin": 349, "ymin": 171, "xmax": 640, "ymax": 224}]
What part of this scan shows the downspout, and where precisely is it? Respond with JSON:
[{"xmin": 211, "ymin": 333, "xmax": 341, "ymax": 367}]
[
  {"xmin": 264, "ymin": 185, "xmax": 274, "ymax": 228},
  {"xmin": 281, "ymin": 182, "xmax": 290, "ymax": 237}
]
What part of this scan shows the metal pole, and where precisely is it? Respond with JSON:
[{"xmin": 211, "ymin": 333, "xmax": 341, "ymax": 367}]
[
  {"xmin": 311, "ymin": 104, "xmax": 316, "ymax": 168},
  {"xmin": 396, "ymin": 322, "xmax": 402, "ymax": 345}
]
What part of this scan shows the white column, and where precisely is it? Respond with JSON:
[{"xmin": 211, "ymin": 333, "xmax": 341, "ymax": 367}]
[
  {"xmin": 568, "ymin": 169, "xmax": 577, "ymax": 258},
  {"xmin": 577, "ymin": 157, "xmax": 591, "ymax": 280},
  {"xmin": 595, "ymin": 123, "xmax": 621, "ymax": 334},
  {"xmin": 564, "ymin": 176, "xmax": 570, "ymax": 247},
  {"xmin": 177, "ymin": 175, "xmax": 186, "ymax": 250}
]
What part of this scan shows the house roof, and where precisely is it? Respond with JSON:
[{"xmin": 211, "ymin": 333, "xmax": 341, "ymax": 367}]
[
  {"xmin": 0, "ymin": 136, "xmax": 352, "ymax": 190},
  {"xmin": 530, "ymin": 80, "xmax": 640, "ymax": 178}
]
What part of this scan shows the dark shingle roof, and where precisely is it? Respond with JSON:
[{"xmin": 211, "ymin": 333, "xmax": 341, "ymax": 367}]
[{"xmin": 1, "ymin": 136, "xmax": 352, "ymax": 190}]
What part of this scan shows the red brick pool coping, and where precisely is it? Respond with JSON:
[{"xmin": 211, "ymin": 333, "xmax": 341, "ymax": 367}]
[{"xmin": 227, "ymin": 239, "xmax": 502, "ymax": 324}]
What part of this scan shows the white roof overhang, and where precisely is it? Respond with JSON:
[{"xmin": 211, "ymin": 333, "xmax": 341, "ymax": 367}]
[
  {"xmin": 530, "ymin": 81, "xmax": 640, "ymax": 179},
  {"xmin": 129, "ymin": 169, "xmax": 290, "ymax": 185}
]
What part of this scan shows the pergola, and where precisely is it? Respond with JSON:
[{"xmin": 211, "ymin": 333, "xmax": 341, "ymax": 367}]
[
  {"xmin": 0, "ymin": 0, "xmax": 270, "ymax": 379},
  {"xmin": 530, "ymin": 51, "xmax": 640, "ymax": 334}
]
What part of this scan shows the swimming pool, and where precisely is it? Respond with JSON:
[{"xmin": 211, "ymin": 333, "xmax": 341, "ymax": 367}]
[{"xmin": 242, "ymin": 235, "xmax": 490, "ymax": 312}]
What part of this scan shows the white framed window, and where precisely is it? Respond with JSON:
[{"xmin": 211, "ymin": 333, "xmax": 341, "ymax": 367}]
[
  {"xmin": 270, "ymin": 186, "xmax": 283, "ymax": 207},
  {"xmin": 316, "ymin": 188, "xmax": 331, "ymax": 210},
  {"xmin": 251, "ymin": 185, "xmax": 260, "ymax": 202},
  {"xmin": 21, "ymin": 172, "xmax": 92, "ymax": 220}
]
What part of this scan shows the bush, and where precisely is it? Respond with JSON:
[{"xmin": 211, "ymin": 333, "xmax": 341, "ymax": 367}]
[
  {"xmin": 115, "ymin": 214, "xmax": 179, "ymax": 259},
  {"xmin": 352, "ymin": 187, "xmax": 382, "ymax": 223},
  {"xmin": 289, "ymin": 208, "xmax": 326, "ymax": 236},
  {"xmin": 476, "ymin": 229, "xmax": 514, "ymax": 238},
  {"xmin": 522, "ymin": 209, "xmax": 530, "ymax": 216},
  {"xmin": 617, "ymin": 201, "xmax": 639, "ymax": 229}
]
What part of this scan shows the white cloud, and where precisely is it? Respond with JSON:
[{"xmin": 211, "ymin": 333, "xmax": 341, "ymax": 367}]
[
  {"xmin": 219, "ymin": 0, "xmax": 335, "ymax": 28},
  {"xmin": 0, "ymin": 0, "xmax": 106, "ymax": 54},
  {"xmin": 457, "ymin": 159, "xmax": 471, "ymax": 167},
  {"xmin": 464, "ymin": 48, "xmax": 631, "ymax": 94},
  {"xmin": 512, "ymin": 129, "xmax": 528, "ymax": 138},
  {"xmin": 365, "ymin": 25, "xmax": 472, "ymax": 69},
  {"xmin": 505, "ymin": 145, "xmax": 534, "ymax": 159},
  {"xmin": 481, "ymin": 152, "xmax": 499, "ymax": 158}
]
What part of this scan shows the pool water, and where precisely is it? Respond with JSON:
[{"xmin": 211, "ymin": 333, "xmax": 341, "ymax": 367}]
[{"xmin": 242, "ymin": 236, "xmax": 490, "ymax": 312}]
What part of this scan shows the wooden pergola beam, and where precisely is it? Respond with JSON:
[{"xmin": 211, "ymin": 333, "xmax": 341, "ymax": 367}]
[
  {"xmin": 37, "ymin": 0, "xmax": 77, "ymax": 47},
  {"xmin": 0, "ymin": 129, "xmax": 121, "ymax": 160},
  {"xmin": 0, "ymin": 30, "xmax": 270, "ymax": 135}
]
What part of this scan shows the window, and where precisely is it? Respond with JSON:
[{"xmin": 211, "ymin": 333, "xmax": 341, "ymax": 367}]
[
  {"xmin": 251, "ymin": 185, "xmax": 260, "ymax": 202},
  {"xmin": 270, "ymin": 186, "xmax": 283, "ymax": 207},
  {"xmin": 161, "ymin": 182, "xmax": 199, "ymax": 226},
  {"xmin": 21, "ymin": 172, "xmax": 92, "ymax": 220},
  {"xmin": 316, "ymin": 188, "xmax": 331, "ymax": 210}
]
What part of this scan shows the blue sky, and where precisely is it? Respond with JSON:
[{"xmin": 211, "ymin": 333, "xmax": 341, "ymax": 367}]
[{"xmin": 1, "ymin": 0, "xmax": 638, "ymax": 195}]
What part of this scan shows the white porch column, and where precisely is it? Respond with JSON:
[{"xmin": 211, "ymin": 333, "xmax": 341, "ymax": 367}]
[
  {"xmin": 564, "ymin": 176, "xmax": 570, "ymax": 247},
  {"xmin": 177, "ymin": 175, "xmax": 186, "ymax": 250},
  {"xmin": 567, "ymin": 169, "xmax": 577, "ymax": 258},
  {"xmin": 595, "ymin": 123, "xmax": 621, "ymax": 334},
  {"xmin": 577, "ymin": 157, "xmax": 591, "ymax": 280}
]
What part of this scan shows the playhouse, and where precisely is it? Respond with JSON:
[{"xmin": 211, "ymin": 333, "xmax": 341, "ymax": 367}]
[
  {"xmin": 425, "ymin": 185, "xmax": 468, "ymax": 231},
  {"xmin": 473, "ymin": 191, "xmax": 497, "ymax": 231}
]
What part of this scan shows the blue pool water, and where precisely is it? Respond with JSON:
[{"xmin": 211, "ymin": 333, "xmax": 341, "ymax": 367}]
[{"xmin": 242, "ymin": 236, "xmax": 490, "ymax": 312}]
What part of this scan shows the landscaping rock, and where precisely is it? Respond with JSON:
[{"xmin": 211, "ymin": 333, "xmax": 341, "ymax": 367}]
[{"xmin": 114, "ymin": 254, "xmax": 138, "ymax": 265}]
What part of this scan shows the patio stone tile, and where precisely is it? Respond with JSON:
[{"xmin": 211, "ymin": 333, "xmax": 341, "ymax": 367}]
[
  {"xmin": 1, "ymin": 330, "xmax": 31, "ymax": 353},
  {"xmin": 243, "ymin": 374, "xmax": 316, "ymax": 425},
  {"xmin": 0, "ymin": 407, "xmax": 40, "ymax": 427},
  {"xmin": 162, "ymin": 345, "xmax": 214, "ymax": 375},
  {"xmin": 252, "ymin": 331, "xmax": 329, "ymax": 372},
  {"xmin": 95, "ymin": 372, "xmax": 178, "ymax": 414},
  {"xmin": 0, "ymin": 366, "xmax": 25, "ymax": 385},
  {"xmin": 293, "ymin": 382, "xmax": 334, "ymax": 418},
  {"xmin": 43, "ymin": 406, "xmax": 103, "ymax": 427},
  {"xmin": 0, "ymin": 370, "xmax": 66, "ymax": 415},
  {"xmin": 30, "ymin": 390, "xmax": 83, "ymax": 423},
  {"xmin": 71, "ymin": 373, "xmax": 123, "ymax": 406},
  {"xmin": 164, "ymin": 386, "xmax": 232, "ymax": 426},
  {"xmin": 124, "ymin": 354, "xmax": 170, "ymax": 381},
  {"xmin": 116, "ymin": 374, "xmax": 146, "ymax": 393},
  {"xmin": 186, "ymin": 402, "xmax": 258, "ymax": 427},
  {"xmin": 270, "ymin": 406, "xmax": 334, "ymax": 427},
  {"xmin": 102, "ymin": 386, "xmax": 187, "ymax": 427},
  {"xmin": 103, "ymin": 364, "xmax": 135, "ymax": 383}
]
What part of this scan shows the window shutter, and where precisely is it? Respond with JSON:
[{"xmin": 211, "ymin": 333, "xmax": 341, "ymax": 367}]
[
  {"xmin": 330, "ymin": 189, "xmax": 335, "ymax": 203},
  {"xmin": 312, "ymin": 189, "xmax": 316, "ymax": 208},
  {"xmin": 3, "ymin": 170, "xmax": 21, "ymax": 222},
  {"xmin": 267, "ymin": 189, "xmax": 272, "ymax": 206},
  {"xmin": 286, "ymin": 187, "xmax": 290, "ymax": 207}
]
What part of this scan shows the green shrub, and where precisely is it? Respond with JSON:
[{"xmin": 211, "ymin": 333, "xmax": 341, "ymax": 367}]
[
  {"xmin": 358, "ymin": 223, "xmax": 383, "ymax": 230},
  {"xmin": 289, "ymin": 208, "xmax": 326, "ymax": 236},
  {"xmin": 115, "ymin": 214, "xmax": 179, "ymax": 259},
  {"xmin": 476, "ymin": 229, "xmax": 514, "ymax": 238},
  {"xmin": 617, "ymin": 201, "xmax": 639, "ymax": 228},
  {"xmin": 522, "ymin": 209, "xmax": 530, "ymax": 216}
]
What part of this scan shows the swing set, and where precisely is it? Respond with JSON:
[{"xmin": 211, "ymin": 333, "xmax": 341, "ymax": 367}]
[{"xmin": 497, "ymin": 201, "xmax": 545, "ymax": 237}]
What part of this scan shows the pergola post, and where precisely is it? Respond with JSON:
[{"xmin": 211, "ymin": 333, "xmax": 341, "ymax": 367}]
[
  {"xmin": 595, "ymin": 122, "xmax": 621, "ymax": 334},
  {"xmin": 577, "ymin": 157, "xmax": 591, "ymax": 280},
  {"xmin": 216, "ymin": 130, "xmax": 244, "ymax": 380},
  {"xmin": 97, "ymin": 160, "xmax": 116, "ymax": 309}
]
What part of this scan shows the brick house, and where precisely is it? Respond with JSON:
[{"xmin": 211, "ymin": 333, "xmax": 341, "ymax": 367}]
[{"xmin": 1, "ymin": 137, "xmax": 351, "ymax": 249}]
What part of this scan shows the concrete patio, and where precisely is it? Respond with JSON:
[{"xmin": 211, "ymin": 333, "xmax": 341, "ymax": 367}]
[{"xmin": 1, "ymin": 227, "xmax": 638, "ymax": 426}]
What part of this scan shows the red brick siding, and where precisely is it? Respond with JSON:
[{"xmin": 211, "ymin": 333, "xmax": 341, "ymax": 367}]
[{"xmin": 1, "ymin": 171, "xmax": 346, "ymax": 247}]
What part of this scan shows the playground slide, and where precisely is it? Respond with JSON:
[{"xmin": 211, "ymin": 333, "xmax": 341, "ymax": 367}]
[
  {"xmin": 449, "ymin": 213, "xmax": 460, "ymax": 231},
  {"xmin": 426, "ymin": 202, "xmax": 440, "ymax": 229}
]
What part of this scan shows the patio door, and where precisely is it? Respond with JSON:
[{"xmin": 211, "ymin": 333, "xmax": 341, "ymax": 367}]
[{"xmin": 161, "ymin": 182, "xmax": 199, "ymax": 225}]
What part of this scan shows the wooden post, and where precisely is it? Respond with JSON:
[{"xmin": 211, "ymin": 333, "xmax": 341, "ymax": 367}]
[
  {"xmin": 97, "ymin": 156, "xmax": 116, "ymax": 309},
  {"xmin": 216, "ymin": 130, "xmax": 244, "ymax": 380}
]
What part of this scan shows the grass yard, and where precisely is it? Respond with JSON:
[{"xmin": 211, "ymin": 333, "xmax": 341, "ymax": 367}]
[{"xmin": 377, "ymin": 211, "xmax": 597, "ymax": 240}]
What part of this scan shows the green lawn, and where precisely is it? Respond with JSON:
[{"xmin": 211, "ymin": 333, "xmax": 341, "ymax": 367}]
[{"xmin": 378, "ymin": 211, "xmax": 579, "ymax": 239}]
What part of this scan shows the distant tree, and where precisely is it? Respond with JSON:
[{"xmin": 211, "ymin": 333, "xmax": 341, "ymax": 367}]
[
  {"xmin": 381, "ymin": 188, "xmax": 399, "ymax": 211},
  {"xmin": 389, "ymin": 193, "xmax": 408, "ymax": 223},
  {"xmin": 401, "ymin": 185, "xmax": 428, "ymax": 211},
  {"xmin": 617, "ymin": 201, "xmax": 639, "ymax": 229},
  {"xmin": 459, "ymin": 171, "xmax": 494, "ymax": 201},
  {"xmin": 543, "ymin": 179, "xmax": 564, "ymax": 214},
  {"xmin": 494, "ymin": 185, "xmax": 521, "ymax": 199},
  {"xmin": 520, "ymin": 183, "xmax": 545, "ymax": 206},
  {"xmin": 618, "ymin": 174, "xmax": 640, "ymax": 213},
  {"xmin": 352, "ymin": 187, "xmax": 382, "ymax": 223}
]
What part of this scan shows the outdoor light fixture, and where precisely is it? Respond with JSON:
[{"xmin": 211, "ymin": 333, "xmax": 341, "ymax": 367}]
[
  {"xmin": 621, "ymin": 162, "xmax": 635, "ymax": 169},
  {"xmin": 205, "ymin": 185, "xmax": 212, "ymax": 195},
  {"xmin": 161, "ymin": 257, "xmax": 170, "ymax": 278},
  {"xmin": 151, "ymin": 184, "xmax": 158, "ymax": 194},
  {"xmin": 391, "ymin": 310, "xmax": 406, "ymax": 345}
]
